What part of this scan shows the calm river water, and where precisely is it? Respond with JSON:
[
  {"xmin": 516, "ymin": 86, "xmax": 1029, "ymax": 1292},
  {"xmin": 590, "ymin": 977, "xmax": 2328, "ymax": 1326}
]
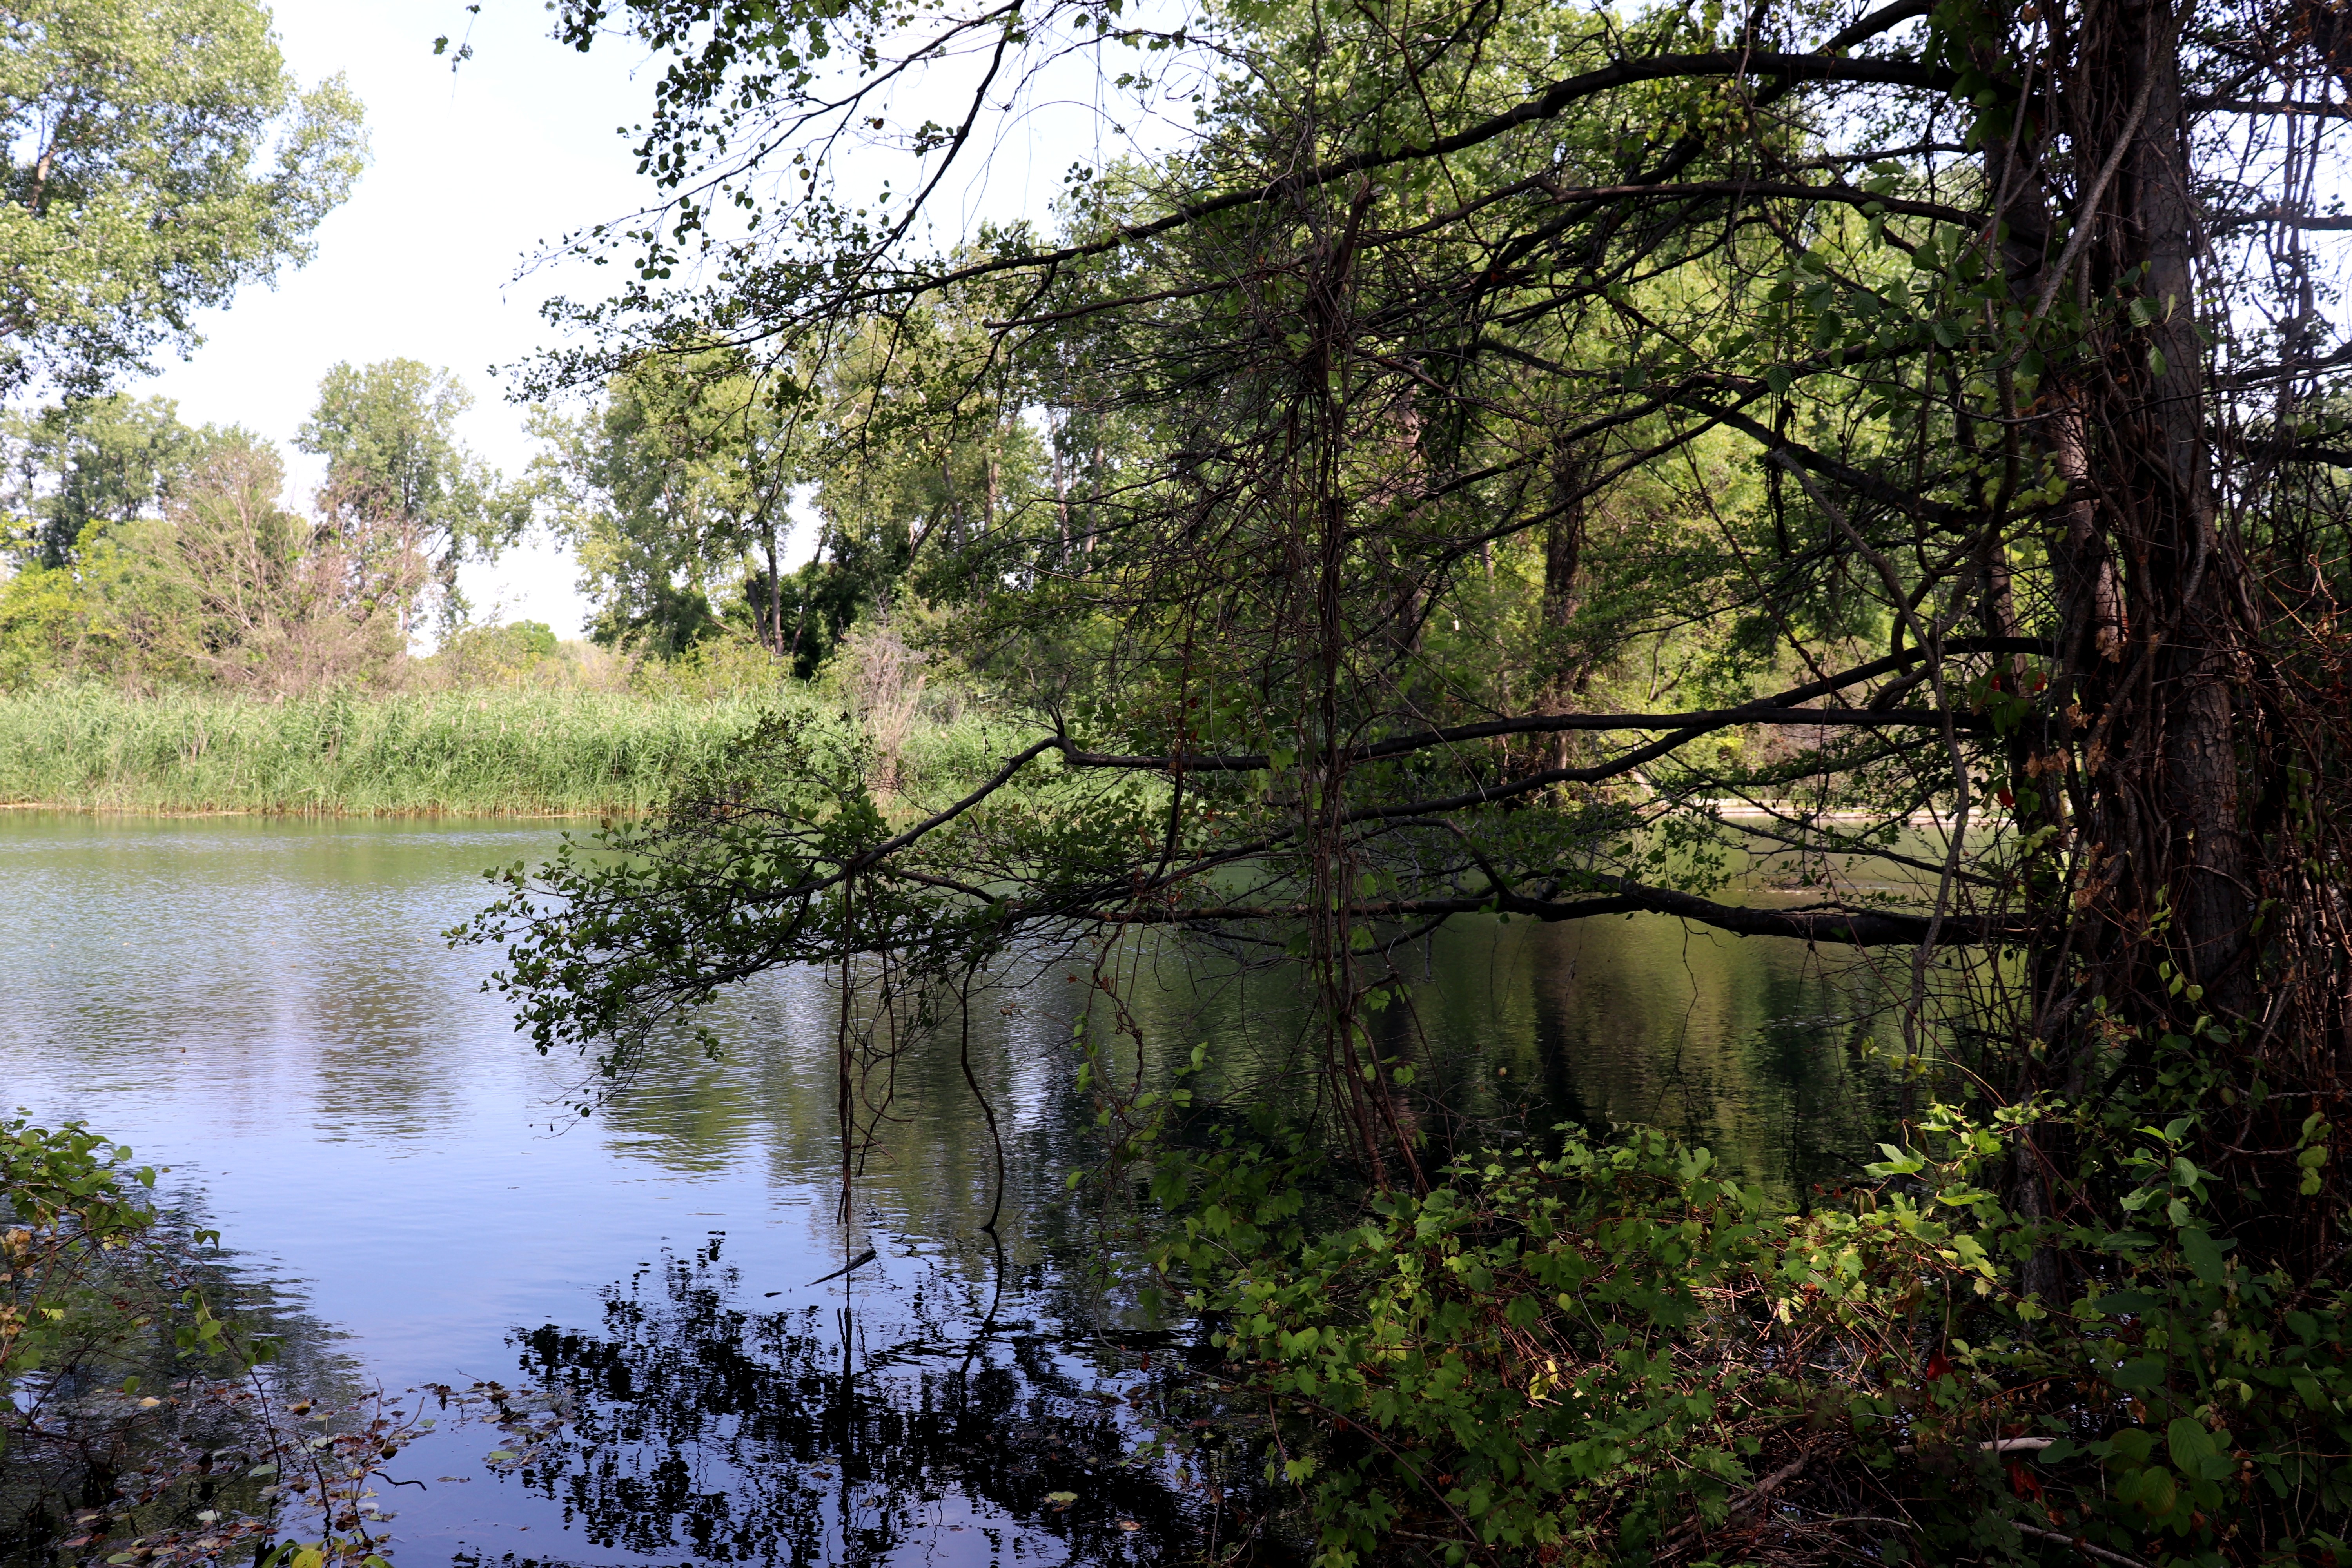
[{"xmin": 1, "ymin": 813, "xmax": 1906, "ymax": 1566}]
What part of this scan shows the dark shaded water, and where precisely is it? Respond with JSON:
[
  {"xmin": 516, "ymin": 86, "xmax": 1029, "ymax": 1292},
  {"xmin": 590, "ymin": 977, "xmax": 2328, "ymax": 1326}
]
[{"xmin": 1, "ymin": 814, "xmax": 1905, "ymax": 1564}]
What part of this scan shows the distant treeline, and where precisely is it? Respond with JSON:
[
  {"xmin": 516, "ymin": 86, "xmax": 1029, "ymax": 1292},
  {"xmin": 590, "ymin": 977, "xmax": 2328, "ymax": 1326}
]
[
  {"xmin": 0, "ymin": 361, "xmax": 542, "ymax": 695},
  {"xmin": 0, "ymin": 332, "xmax": 1038, "ymax": 701}
]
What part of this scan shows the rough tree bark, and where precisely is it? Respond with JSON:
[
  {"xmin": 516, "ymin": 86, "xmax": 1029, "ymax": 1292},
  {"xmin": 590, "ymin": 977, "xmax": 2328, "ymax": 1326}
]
[{"xmin": 2031, "ymin": 0, "xmax": 2252, "ymax": 1027}]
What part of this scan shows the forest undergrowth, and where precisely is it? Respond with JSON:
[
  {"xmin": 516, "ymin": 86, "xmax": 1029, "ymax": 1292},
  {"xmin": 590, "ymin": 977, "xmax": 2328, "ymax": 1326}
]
[{"xmin": 1142, "ymin": 1094, "xmax": 2351, "ymax": 1567}]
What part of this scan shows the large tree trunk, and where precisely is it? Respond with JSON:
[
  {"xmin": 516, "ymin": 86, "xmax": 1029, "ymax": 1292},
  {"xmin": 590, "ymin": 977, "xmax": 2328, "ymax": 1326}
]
[
  {"xmin": 2049, "ymin": 0, "xmax": 2252, "ymax": 1020},
  {"xmin": 1972, "ymin": 0, "xmax": 2262, "ymax": 1284}
]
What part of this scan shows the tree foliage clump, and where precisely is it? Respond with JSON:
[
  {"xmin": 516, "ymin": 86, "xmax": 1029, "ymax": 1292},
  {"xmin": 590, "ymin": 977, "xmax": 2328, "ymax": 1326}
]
[
  {"xmin": 1, "ymin": 362, "xmax": 526, "ymax": 692},
  {"xmin": 524, "ymin": 318, "xmax": 1039, "ymax": 675},
  {"xmin": 298, "ymin": 358, "xmax": 519, "ymax": 636},
  {"xmin": 0, "ymin": 0, "xmax": 365, "ymax": 399},
  {"xmin": 529, "ymin": 348, "xmax": 803, "ymax": 658},
  {"xmin": 0, "ymin": 418, "xmax": 415, "ymax": 694}
]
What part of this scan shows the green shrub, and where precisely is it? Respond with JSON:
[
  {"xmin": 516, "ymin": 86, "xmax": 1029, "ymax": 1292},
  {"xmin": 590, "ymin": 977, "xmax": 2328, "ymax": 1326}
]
[
  {"xmin": 1, "ymin": 1118, "xmax": 160, "ymax": 1399},
  {"xmin": 1154, "ymin": 1106, "xmax": 2352, "ymax": 1566}
]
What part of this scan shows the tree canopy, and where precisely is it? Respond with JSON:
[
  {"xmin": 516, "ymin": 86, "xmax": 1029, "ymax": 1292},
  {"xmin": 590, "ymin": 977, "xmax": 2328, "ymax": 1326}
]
[
  {"xmin": 504, "ymin": 0, "xmax": 2352, "ymax": 1131},
  {"xmin": 0, "ymin": 362, "xmax": 519, "ymax": 690},
  {"xmin": 2, "ymin": 394, "xmax": 207, "ymax": 569},
  {"xmin": 527, "ymin": 350, "xmax": 801, "ymax": 657},
  {"xmin": 297, "ymin": 359, "xmax": 517, "ymax": 633},
  {"xmin": 0, "ymin": 0, "xmax": 366, "ymax": 400}
]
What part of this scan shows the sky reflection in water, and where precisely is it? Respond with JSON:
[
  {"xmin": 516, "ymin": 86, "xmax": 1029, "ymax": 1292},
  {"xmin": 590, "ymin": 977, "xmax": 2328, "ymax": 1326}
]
[{"xmin": 0, "ymin": 813, "xmax": 1901, "ymax": 1564}]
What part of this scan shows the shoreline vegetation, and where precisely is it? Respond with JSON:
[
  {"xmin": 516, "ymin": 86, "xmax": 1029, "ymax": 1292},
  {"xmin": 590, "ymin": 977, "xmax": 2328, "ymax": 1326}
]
[
  {"xmin": 0, "ymin": 623, "xmax": 990, "ymax": 816},
  {"xmin": 0, "ymin": 683, "xmax": 1970, "ymax": 823},
  {"xmin": 0, "ymin": 685, "xmax": 780, "ymax": 817}
]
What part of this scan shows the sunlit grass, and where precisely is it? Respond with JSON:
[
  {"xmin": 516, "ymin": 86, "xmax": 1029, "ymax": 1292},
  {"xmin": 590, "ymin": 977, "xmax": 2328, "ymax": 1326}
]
[{"xmin": 0, "ymin": 686, "xmax": 784, "ymax": 815}]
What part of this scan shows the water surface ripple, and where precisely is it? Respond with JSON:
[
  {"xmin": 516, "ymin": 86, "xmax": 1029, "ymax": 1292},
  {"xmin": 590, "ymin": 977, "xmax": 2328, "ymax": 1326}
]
[{"xmin": 1, "ymin": 813, "xmax": 1898, "ymax": 1565}]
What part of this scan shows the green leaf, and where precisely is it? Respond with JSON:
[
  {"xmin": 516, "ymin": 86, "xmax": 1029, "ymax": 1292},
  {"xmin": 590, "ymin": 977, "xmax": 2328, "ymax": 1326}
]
[
  {"xmin": 2178, "ymin": 1226, "xmax": 2229, "ymax": 1283},
  {"xmin": 2129, "ymin": 1465, "xmax": 2180, "ymax": 1517},
  {"xmin": 2166, "ymin": 1417, "xmax": 2213, "ymax": 1474}
]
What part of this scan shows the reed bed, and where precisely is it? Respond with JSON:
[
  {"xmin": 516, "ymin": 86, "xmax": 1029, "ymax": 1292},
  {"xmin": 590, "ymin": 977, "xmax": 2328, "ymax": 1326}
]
[{"xmin": 0, "ymin": 687, "xmax": 782, "ymax": 815}]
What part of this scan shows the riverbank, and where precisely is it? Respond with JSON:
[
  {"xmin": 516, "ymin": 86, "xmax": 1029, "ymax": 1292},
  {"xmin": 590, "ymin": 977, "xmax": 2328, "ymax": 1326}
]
[{"xmin": 0, "ymin": 687, "xmax": 779, "ymax": 815}]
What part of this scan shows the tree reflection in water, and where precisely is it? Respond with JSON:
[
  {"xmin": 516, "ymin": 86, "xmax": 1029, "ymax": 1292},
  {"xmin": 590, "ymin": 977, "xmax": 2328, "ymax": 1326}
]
[{"xmin": 457, "ymin": 1235, "xmax": 1289, "ymax": 1568}]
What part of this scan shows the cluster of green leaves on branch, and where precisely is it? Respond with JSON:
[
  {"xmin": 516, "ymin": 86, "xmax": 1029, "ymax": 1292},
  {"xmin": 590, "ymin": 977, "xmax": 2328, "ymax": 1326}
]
[
  {"xmin": 0, "ymin": 361, "xmax": 519, "ymax": 693},
  {"xmin": 0, "ymin": 0, "xmax": 365, "ymax": 399},
  {"xmin": 1, "ymin": 1116, "xmax": 160, "ymax": 1403},
  {"xmin": 1149, "ymin": 1096, "xmax": 2352, "ymax": 1567}
]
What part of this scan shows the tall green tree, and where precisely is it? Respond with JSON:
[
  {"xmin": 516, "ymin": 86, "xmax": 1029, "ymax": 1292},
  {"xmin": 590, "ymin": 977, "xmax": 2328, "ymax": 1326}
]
[
  {"xmin": 296, "ymin": 359, "xmax": 513, "ymax": 634},
  {"xmin": 2, "ymin": 394, "xmax": 205, "ymax": 568},
  {"xmin": 125, "ymin": 434, "xmax": 411, "ymax": 692},
  {"xmin": 0, "ymin": 428, "xmax": 412, "ymax": 691},
  {"xmin": 793, "ymin": 310, "xmax": 1042, "ymax": 671},
  {"xmin": 531, "ymin": 323, "xmax": 1039, "ymax": 672},
  {"xmin": 528, "ymin": 350, "xmax": 801, "ymax": 657},
  {"xmin": 0, "ymin": 0, "xmax": 366, "ymax": 399}
]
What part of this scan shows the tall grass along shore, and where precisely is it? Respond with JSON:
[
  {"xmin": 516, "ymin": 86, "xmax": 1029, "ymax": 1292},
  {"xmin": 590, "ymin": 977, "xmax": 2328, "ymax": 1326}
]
[{"xmin": 0, "ymin": 687, "xmax": 777, "ymax": 815}]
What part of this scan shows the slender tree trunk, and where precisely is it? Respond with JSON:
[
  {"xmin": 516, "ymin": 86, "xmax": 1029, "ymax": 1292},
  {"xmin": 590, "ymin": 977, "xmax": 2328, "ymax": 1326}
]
[
  {"xmin": 1540, "ymin": 441, "xmax": 1589, "ymax": 772},
  {"xmin": 1088, "ymin": 440, "xmax": 1104, "ymax": 555},
  {"xmin": 983, "ymin": 431, "xmax": 1000, "ymax": 600},
  {"xmin": 1053, "ymin": 428, "xmax": 1071, "ymax": 566},
  {"xmin": 763, "ymin": 518, "xmax": 783, "ymax": 656},
  {"xmin": 941, "ymin": 453, "xmax": 962, "ymax": 555},
  {"xmin": 789, "ymin": 528, "xmax": 825, "ymax": 671}
]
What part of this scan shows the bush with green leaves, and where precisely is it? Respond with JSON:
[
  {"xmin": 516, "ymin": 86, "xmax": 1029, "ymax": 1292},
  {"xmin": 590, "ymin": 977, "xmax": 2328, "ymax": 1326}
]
[
  {"xmin": 1149, "ymin": 1096, "xmax": 2352, "ymax": 1567},
  {"xmin": 1, "ymin": 1117, "xmax": 161, "ymax": 1400}
]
